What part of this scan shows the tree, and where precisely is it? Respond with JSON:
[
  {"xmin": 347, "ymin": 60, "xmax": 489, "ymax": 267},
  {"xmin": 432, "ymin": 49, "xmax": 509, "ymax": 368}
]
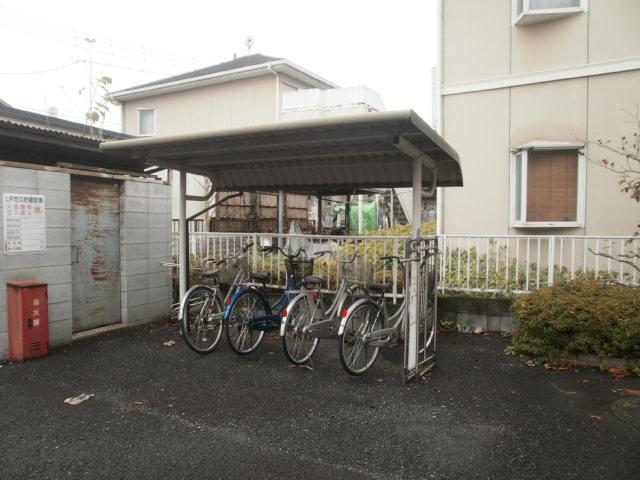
[
  {"xmin": 79, "ymin": 37, "xmax": 117, "ymax": 139},
  {"xmin": 591, "ymin": 106, "xmax": 640, "ymax": 282}
]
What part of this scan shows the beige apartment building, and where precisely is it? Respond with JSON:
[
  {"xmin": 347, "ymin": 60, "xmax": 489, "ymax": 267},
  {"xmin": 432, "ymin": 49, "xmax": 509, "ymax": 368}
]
[{"xmin": 437, "ymin": 0, "xmax": 640, "ymax": 237}]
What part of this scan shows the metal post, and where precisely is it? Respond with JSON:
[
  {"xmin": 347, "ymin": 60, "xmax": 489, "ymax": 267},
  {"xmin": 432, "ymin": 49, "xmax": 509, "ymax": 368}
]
[
  {"xmin": 316, "ymin": 195, "xmax": 323, "ymax": 234},
  {"xmin": 358, "ymin": 195, "xmax": 364, "ymax": 234},
  {"xmin": 178, "ymin": 169, "xmax": 188, "ymax": 301},
  {"xmin": 278, "ymin": 190, "xmax": 285, "ymax": 248},
  {"xmin": 407, "ymin": 158, "xmax": 422, "ymax": 376},
  {"xmin": 345, "ymin": 195, "xmax": 351, "ymax": 235},
  {"xmin": 390, "ymin": 188, "xmax": 394, "ymax": 227},
  {"xmin": 278, "ymin": 191, "xmax": 285, "ymax": 234}
]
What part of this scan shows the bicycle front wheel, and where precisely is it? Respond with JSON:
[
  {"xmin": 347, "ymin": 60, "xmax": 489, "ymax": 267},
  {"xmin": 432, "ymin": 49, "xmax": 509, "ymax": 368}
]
[
  {"xmin": 282, "ymin": 296, "xmax": 319, "ymax": 365},
  {"xmin": 181, "ymin": 286, "xmax": 224, "ymax": 354},
  {"xmin": 225, "ymin": 290, "xmax": 266, "ymax": 355},
  {"xmin": 339, "ymin": 301, "xmax": 383, "ymax": 375}
]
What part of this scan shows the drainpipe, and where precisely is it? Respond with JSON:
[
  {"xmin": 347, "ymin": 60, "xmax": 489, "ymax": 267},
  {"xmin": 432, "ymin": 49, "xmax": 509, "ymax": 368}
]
[{"xmin": 436, "ymin": 0, "xmax": 445, "ymax": 235}]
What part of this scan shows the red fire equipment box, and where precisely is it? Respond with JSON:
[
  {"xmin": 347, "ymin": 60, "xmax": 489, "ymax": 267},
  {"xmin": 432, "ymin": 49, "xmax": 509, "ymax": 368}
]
[{"xmin": 8, "ymin": 280, "xmax": 49, "ymax": 361}]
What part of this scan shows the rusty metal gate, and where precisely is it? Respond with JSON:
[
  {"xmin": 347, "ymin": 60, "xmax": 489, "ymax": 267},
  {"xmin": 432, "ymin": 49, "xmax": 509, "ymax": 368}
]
[{"xmin": 71, "ymin": 177, "xmax": 121, "ymax": 332}]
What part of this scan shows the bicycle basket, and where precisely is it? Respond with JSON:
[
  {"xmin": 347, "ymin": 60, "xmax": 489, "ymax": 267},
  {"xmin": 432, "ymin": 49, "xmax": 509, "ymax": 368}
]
[
  {"xmin": 285, "ymin": 258, "xmax": 314, "ymax": 283},
  {"xmin": 217, "ymin": 256, "xmax": 250, "ymax": 285},
  {"xmin": 341, "ymin": 261, "xmax": 373, "ymax": 285}
]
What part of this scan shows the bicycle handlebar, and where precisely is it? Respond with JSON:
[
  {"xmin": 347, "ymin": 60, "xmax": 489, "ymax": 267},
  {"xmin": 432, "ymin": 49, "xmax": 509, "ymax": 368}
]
[
  {"xmin": 205, "ymin": 241, "xmax": 254, "ymax": 266},
  {"xmin": 315, "ymin": 249, "xmax": 361, "ymax": 265},
  {"xmin": 259, "ymin": 245, "xmax": 305, "ymax": 259}
]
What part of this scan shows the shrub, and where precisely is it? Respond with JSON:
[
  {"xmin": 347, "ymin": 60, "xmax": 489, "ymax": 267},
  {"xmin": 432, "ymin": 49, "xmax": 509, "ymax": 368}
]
[
  {"xmin": 247, "ymin": 222, "xmax": 435, "ymax": 288},
  {"xmin": 511, "ymin": 278, "xmax": 640, "ymax": 359}
]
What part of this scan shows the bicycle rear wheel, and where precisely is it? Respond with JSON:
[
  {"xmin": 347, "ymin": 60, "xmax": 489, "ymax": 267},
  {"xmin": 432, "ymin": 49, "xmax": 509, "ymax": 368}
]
[
  {"xmin": 225, "ymin": 290, "xmax": 266, "ymax": 355},
  {"xmin": 181, "ymin": 286, "xmax": 224, "ymax": 354},
  {"xmin": 337, "ymin": 284, "xmax": 368, "ymax": 317},
  {"xmin": 338, "ymin": 301, "xmax": 383, "ymax": 375},
  {"xmin": 282, "ymin": 296, "xmax": 319, "ymax": 365}
]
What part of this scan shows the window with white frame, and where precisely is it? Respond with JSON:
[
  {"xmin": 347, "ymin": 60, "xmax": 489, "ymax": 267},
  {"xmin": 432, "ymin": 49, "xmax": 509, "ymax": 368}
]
[
  {"xmin": 137, "ymin": 108, "xmax": 155, "ymax": 136},
  {"xmin": 511, "ymin": 142, "xmax": 585, "ymax": 227},
  {"xmin": 513, "ymin": 0, "xmax": 587, "ymax": 26}
]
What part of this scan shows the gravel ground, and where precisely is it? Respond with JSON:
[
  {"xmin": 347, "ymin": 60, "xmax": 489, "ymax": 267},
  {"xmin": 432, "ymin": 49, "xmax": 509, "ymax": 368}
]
[{"xmin": 1, "ymin": 321, "xmax": 639, "ymax": 480}]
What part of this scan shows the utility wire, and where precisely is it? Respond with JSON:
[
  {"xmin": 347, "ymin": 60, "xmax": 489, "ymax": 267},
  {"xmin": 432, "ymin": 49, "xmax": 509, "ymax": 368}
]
[
  {"xmin": 0, "ymin": 7, "xmax": 199, "ymax": 67},
  {"xmin": 0, "ymin": 21, "xmax": 184, "ymax": 73},
  {"xmin": 0, "ymin": 60, "xmax": 82, "ymax": 75}
]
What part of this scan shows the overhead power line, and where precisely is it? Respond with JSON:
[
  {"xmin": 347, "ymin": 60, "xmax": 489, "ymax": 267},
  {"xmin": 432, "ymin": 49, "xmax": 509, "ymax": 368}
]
[
  {"xmin": 0, "ymin": 60, "xmax": 83, "ymax": 75},
  {"xmin": 0, "ymin": 6, "xmax": 200, "ymax": 68},
  {"xmin": 0, "ymin": 21, "xmax": 186, "ymax": 73}
]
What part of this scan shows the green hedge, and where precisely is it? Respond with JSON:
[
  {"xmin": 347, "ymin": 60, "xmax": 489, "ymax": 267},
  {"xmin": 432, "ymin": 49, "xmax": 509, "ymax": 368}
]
[{"xmin": 511, "ymin": 278, "xmax": 640, "ymax": 359}]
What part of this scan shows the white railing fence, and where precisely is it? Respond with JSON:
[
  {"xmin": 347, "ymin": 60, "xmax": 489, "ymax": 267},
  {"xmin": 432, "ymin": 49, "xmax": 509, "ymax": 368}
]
[
  {"xmin": 439, "ymin": 235, "xmax": 639, "ymax": 293},
  {"xmin": 173, "ymin": 232, "xmax": 412, "ymax": 300},
  {"xmin": 172, "ymin": 233, "xmax": 639, "ymax": 295}
]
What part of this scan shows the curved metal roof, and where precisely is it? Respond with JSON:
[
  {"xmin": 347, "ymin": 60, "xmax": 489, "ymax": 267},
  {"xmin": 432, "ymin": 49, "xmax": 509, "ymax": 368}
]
[{"xmin": 100, "ymin": 110, "xmax": 462, "ymax": 194}]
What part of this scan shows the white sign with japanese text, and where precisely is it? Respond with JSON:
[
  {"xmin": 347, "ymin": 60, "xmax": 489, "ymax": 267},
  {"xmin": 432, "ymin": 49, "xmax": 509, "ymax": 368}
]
[{"xmin": 3, "ymin": 193, "xmax": 46, "ymax": 254}]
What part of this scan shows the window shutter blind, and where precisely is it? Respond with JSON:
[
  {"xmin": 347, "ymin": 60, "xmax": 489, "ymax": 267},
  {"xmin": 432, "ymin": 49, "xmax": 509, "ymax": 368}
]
[{"xmin": 526, "ymin": 150, "xmax": 578, "ymax": 222}]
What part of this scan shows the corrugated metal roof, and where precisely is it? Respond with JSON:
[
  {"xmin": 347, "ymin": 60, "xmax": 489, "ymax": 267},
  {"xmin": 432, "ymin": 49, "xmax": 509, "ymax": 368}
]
[
  {"xmin": 0, "ymin": 119, "xmax": 104, "ymax": 147},
  {"xmin": 100, "ymin": 110, "xmax": 463, "ymax": 194},
  {"xmin": 0, "ymin": 119, "xmax": 147, "ymax": 172},
  {"xmin": 0, "ymin": 104, "xmax": 128, "ymax": 140}
]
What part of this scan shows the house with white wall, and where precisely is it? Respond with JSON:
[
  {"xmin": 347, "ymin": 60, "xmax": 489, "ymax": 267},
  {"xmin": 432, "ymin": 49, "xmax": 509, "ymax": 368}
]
[
  {"xmin": 437, "ymin": 0, "xmax": 640, "ymax": 237},
  {"xmin": 111, "ymin": 54, "xmax": 337, "ymax": 229},
  {"xmin": 112, "ymin": 54, "xmax": 398, "ymax": 233}
]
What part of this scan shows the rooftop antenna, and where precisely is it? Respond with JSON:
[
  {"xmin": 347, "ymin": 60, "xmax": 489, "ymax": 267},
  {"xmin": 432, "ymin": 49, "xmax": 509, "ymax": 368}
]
[{"xmin": 244, "ymin": 36, "xmax": 255, "ymax": 56}]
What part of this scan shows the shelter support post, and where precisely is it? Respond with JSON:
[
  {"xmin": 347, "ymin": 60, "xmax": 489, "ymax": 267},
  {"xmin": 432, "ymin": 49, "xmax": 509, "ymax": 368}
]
[
  {"xmin": 178, "ymin": 169, "xmax": 189, "ymax": 301},
  {"xmin": 407, "ymin": 157, "xmax": 422, "ymax": 377},
  {"xmin": 345, "ymin": 195, "xmax": 351, "ymax": 235}
]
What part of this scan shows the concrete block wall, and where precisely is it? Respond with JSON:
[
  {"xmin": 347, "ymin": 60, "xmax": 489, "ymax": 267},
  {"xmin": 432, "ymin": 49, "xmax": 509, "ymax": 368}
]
[
  {"xmin": 438, "ymin": 296, "xmax": 516, "ymax": 333},
  {"xmin": 0, "ymin": 163, "xmax": 173, "ymax": 361},
  {"xmin": 120, "ymin": 180, "xmax": 173, "ymax": 327},
  {"xmin": 0, "ymin": 166, "xmax": 73, "ymax": 359}
]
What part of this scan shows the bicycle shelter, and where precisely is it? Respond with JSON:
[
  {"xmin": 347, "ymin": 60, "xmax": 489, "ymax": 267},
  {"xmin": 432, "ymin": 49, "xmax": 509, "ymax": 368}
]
[{"xmin": 100, "ymin": 110, "xmax": 462, "ymax": 380}]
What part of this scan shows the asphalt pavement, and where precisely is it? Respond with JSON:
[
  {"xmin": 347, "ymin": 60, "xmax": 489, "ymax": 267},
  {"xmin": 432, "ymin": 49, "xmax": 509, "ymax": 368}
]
[{"xmin": 1, "ymin": 321, "xmax": 639, "ymax": 480}]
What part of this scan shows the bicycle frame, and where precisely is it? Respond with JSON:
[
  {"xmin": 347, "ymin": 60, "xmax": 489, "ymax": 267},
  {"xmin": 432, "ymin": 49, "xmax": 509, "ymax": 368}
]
[
  {"xmin": 279, "ymin": 276, "xmax": 365, "ymax": 338},
  {"xmin": 339, "ymin": 249, "xmax": 435, "ymax": 353},
  {"xmin": 178, "ymin": 268, "xmax": 247, "ymax": 321},
  {"xmin": 337, "ymin": 294, "xmax": 406, "ymax": 344},
  {"xmin": 224, "ymin": 271, "xmax": 300, "ymax": 330}
]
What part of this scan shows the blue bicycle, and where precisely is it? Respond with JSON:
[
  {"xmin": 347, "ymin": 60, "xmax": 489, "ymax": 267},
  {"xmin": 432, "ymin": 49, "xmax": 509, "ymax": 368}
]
[{"xmin": 224, "ymin": 245, "xmax": 319, "ymax": 355}]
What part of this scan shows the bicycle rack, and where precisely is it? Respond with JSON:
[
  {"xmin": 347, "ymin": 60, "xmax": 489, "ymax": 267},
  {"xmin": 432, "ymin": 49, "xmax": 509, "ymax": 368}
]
[{"xmin": 402, "ymin": 236, "xmax": 439, "ymax": 383}]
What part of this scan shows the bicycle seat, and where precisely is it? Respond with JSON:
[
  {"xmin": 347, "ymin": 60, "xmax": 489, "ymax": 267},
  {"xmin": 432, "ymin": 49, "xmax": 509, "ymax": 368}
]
[
  {"xmin": 252, "ymin": 272, "xmax": 270, "ymax": 284},
  {"xmin": 369, "ymin": 283, "xmax": 391, "ymax": 293},
  {"xmin": 301, "ymin": 275, "xmax": 325, "ymax": 287},
  {"xmin": 201, "ymin": 270, "xmax": 219, "ymax": 279}
]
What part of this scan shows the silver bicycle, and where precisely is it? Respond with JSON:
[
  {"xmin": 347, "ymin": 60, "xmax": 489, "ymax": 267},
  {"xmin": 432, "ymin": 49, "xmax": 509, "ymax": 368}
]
[
  {"xmin": 279, "ymin": 250, "xmax": 374, "ymax": 365},
  {"xmin": 178, "ymin": 242, "xmax": 253, "ymax": 354},
  {"xmin": 337, "ymin": 247, "xmax": 435, "ymax": 376}
]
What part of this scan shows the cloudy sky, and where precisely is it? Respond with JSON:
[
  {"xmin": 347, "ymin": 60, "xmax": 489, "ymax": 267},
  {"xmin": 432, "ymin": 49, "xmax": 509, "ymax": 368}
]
[{"xmin": 0, "ymin": 1, "xmax": 437, "ymax": 131}]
